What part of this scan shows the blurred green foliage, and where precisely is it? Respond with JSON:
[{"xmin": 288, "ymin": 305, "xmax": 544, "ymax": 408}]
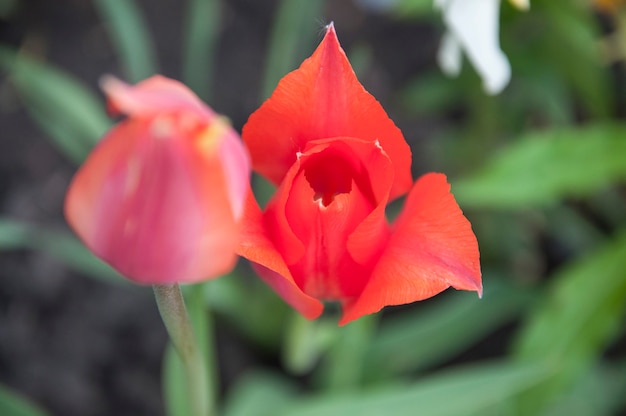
[{"xmin": 1, "ymin": 0, "xmax": 625, "ymax": 415}]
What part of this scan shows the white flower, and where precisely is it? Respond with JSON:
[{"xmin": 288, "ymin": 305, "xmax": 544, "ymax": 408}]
[{"xmin": 435, "ymin": 0, "xmax": 525, "ymax": 95}]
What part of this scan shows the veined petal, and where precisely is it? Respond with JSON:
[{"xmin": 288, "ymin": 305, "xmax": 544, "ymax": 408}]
[
  {"xmin": 102, "ymin": 75, "xmax": 214, "ymax": 119},
  {"xmin": 285, "ymin": 141, "xmax": 378, "ymax": 299},
  {"xmin": 242, "ymin": 24, "xmax": 412, "ymax": 199},
  {"xmin": 236, "ymin": 190, "xmax": 324, "ymax": 319},
  {"xmin": 65, "ymin": 115, "xmax": 241, "ymax": 284},
  {"xmin": 340, "ymin": 173, "xmax": 481, "ymax": 325}
]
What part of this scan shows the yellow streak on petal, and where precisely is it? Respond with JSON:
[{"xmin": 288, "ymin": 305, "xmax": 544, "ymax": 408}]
[{"xmin": 196, "ymin": 116, "xmax": 230, "ymax": 153}]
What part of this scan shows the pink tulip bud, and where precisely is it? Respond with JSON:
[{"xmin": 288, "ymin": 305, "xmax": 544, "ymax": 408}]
[{"xmin": 65, "ymin": 75, "xmax": 250, "ymax": 284}]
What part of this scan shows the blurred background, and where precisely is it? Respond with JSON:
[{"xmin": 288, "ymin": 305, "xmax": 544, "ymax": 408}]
[{"xmin": 1, "ymin": 0, "xmax": 625, "ymax": 415}]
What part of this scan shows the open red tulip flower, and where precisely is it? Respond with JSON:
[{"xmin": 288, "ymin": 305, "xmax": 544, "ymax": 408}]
[
  {"xmin": 238, "ymin": 24, "xmax": 482, "ymax": 325},
  {"xmin": 65, "ymin": 75, "xmax": 250, "ymax": 285}
]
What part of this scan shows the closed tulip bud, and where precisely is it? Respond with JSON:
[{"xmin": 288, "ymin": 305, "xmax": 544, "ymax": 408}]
[{"xmin": 65, "ymin": 75, "xmax": 250, "ymax": 284}]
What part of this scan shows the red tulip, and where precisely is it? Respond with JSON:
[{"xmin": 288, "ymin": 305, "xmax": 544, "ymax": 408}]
[
  {"xmin": 65, "ymin": 75, "xmax": 250, "ymax": 284},
  {"xmin": 238, "ymin": 24, "xmax": 481, "ymax": 325}
]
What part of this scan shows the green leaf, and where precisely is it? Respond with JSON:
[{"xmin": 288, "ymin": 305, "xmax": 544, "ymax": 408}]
[
  {"xmin": 182, "ymin": 0, "xmax": 220, "ymax": 102},
  {"xmin": 283, "ymin": 313, "xmax": 337, "ymax": 375},
  {"xmin": 544, "ymin": 362, "xmax": 626, "ymax": 416},
  {"xmin": 0, "ymin": 219, "xmax": 31, "ymax": 249},
  {"xmin": 0, "ymin": 46, "xmax": 111, "ymax": 164},
  {"xmin": 222, "ymin": 371, "xmax": 298, "ymax": 416},
  {"xmin": 364, "ymin": 278, "xmax": 533, "ymax": 379},
  {"xmin": 278, "ymin": 361, "xmax": 552, "ymax": 416},
  {"xmin": 314, "ymin": 315, "xmax": 376, "ymax": 391},
  {"xmin": 0, "ymin": 384, "xmax": 49, "ymax": 416},
  {"xmin": 92, "ymin": 0, "xmax": 158, "ymax": 83},
  {"xmin": 36, "ymin": 230, "xmax": 126, "ymax": 284},
  {"xmin": 0, "ymin": 218, "xmax": 124, "ymax": 284},
  {"xmin": 204, "ymin": 267, "xmax": 291, "ymax": 350},
  {"xmin": 512, "ymin": 229, "xmax": 626, "ymax": 414},
  {"xmin": 261, "ymin": 0, "xmax": 325, "ymax": 100},
  {"xmin": 539, "ymin": 1, "xmax": 610, "ymax": 119},
  {"xmin": 453, "ymin": 124, "xmax": 626, "ymax": 209}
]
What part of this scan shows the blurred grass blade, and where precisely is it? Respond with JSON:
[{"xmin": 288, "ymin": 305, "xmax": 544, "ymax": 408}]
[
  {"xmin": 0, "ymin": 384, "xmax": 50, "ymax": 416},
  {"xmin": 544, "ymin": 362, "xmax": 626, "ymax": 416},
  {"xmin": 453, "ymin": 123, "xmax": 626, "ymax": 209},
  {"xmin": 223, "ymin": 371, "xmax": 297, "ymax": 416},
  {"xmin": 364, "ymin": 277, "xmax": 533, "ymax": 379},
  {"xmin": 0, "ymin": 219, "xmax": 31, "ymax": 249},
  {"xmin": 261, "ymin": 0, "xmax": 325, "ymax": 100},
  {"xmin": 279, "ymin": 361, "xmax": 552, "ymax": 416},
  {"xmin": 316, "ymin": 315, "xmax": 376, "ymax": 391},
  {"xmin": 204, "ymin": 268, "xmax": 291, "ymax": 351},
  {"xmin": 92, "ymin": 0, "xmax": 158, "ymax": 82},
  {"xmin": 0, "ymin": 46, "xmax": 111, "ymax": 164},
  {"xmin": 0, "ymin": 218, "xmax": 124, "ymax": 284},
  {"xmin": 538, "ymin": 1, "xmax": 610, "ymax": 119},
  {"xmin": 512, "ymin": 229, "xmax": 626, "ymax": 414},
  {"xmin": 283, "ymin": 313, "xmax": 336, "ymax": 375},
  {"xmin": 182, "ymin": 0, "xmax": 220, "ymax": 102},
  {"xmin": 35, "ymin": 228, "xmax": 125, "ymax": 284}
]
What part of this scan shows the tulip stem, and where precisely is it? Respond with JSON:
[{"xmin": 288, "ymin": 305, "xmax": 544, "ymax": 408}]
[{"xmin": 153, "ymin": 284, "xmax": 212, "ymax": 416}]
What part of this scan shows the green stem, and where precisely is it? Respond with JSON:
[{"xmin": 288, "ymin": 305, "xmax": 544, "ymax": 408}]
[{"xmin": 153, "ymin": 284, "xmax": 211, "ymax": 416}]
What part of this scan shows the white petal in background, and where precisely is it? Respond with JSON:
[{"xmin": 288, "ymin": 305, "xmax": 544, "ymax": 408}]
[
  {"xmin": 437, "ymin": 31, "xmax": 463, "ymax": 77},
  {"xmin": 436, "ymin": 0, "xmax": 511, "ymax": 95}
]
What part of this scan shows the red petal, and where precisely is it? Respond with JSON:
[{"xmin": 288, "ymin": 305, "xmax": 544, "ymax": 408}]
[
  {"xmin": 242, "ymin": 24, "xmax": 412, "ymax": 199},
  {"xmin": 266, "ymin": 138, "xmax": 393, "ymax": 300},
  {"xmin": 236, "ymin": 190, "xmax": 324, "ymax": 319},
  {"xmin": 65, "ymin": 116, "xmax": 243, "ymax": 284},
  {"xmin": 340, "ymin": 173, "xmax": 481, "ymax": 325}
]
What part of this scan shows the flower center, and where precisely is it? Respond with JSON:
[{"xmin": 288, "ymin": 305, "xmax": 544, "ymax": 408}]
[{"xmin": 303, "ymin": 151, "xmax": 354, "ymax": 207}]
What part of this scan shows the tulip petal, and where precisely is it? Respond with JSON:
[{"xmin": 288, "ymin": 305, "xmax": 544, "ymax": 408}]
[
  {"xmin": 65, "ymin": 116, "xmax": 239, "ymax": 284},
  {"xmin": 102, "ymin": 75, "xmax": 214, "ymax": 119},
  {"xmin": 340, "ymin": 173, "xmax": 481, "ymax": 325},
  {"xmin": 242, "ymin": 24, "xmax": 412, "ymax": 199},
  {"xmin": 236, "ymin": 190, "xmax": 324, "ymax": 319},
  {"xmin": 344, "ymin": 139, "xmax": 394, "ymax": 265},
  {"xmin": 285, "ymin": 141, "xmax": 378, "ymax": 299},
  {"xmin": 216, "ymin": 126, "xmax": 251, "ymax": 220}
]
